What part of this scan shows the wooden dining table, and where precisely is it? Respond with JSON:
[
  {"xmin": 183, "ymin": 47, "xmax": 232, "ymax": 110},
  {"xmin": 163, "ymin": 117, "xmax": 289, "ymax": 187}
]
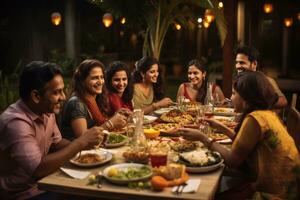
[{"xmin": 38, "ymin": 145, "xmax": 225, "ymax": 200}]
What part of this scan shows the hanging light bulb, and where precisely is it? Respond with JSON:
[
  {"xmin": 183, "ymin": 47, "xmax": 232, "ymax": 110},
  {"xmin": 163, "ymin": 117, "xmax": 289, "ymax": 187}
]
[
  {"xmin": 203, "ymin": 20, "xmax": 210, "ymax": 28},
  {"xmin": 102, "ymin": 13, "xmax": 113, "ymax": 28},
  {"xmin": 218, "ymin": 2, "xmax": 223, "ymax": 9},
  {"xmin": 175, "ymin": 23, "xmax": 181, "ymax": 30},
  {"xmin": 297, "ymin": 13, "xmax": 300, "ymax": 21},
  {"xmin": 204, "ymin": 9, "xmax": 215, "ymax": 23},
  {"xmin": 284, "ymin": 18, "xmax": 293, "ymax": 27},
  {"xmin": 197, "ymin": 17, "xmax": 203, "ymax": 23},
  {"xmin": 120, "ymin": 17, "xmax": 126, "ymax": 24},
  {"xmin": 263, "ymin": 3, "xmax": 273, "ymax": 14},
  {"xmin": 51, "ymin": 12, "xmax": 62, "ymax": 26}
]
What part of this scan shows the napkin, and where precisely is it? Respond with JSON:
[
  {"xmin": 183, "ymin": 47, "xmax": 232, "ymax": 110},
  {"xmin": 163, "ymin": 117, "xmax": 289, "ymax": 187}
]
[
  {"xmin": 172, "ymin": 179, "xmax": 201, "ymax": 193},
  {"xmin": 60, "ymin": 167, "xmax": 91, "ymax": 179}
]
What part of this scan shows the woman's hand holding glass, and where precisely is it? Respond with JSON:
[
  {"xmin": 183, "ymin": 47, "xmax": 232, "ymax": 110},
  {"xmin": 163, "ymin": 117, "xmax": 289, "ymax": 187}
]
[{"xmin": 109, "ymin": 112, "xmax": 127, "ymax": 130}]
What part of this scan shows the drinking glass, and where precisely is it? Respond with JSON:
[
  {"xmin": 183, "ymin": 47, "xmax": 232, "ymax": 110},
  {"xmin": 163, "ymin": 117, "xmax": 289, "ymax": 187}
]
[
  {"xmin": 177, "ymin": 96, "xmax": 187, "ymax": 112},
  {"xmin": 204, "ymin": 105, "xmax": 214, "ymax": 118},
  {"xmin": 126, "ymin": 123, "xmax": 135, "ymax": 147},
  {"xmin": 149, "ymin": 147, "xmax": 168, "ymax": 168},
  {"xmin": 195, "ymin": 104, "xmax": 205, "ymax": 124}
]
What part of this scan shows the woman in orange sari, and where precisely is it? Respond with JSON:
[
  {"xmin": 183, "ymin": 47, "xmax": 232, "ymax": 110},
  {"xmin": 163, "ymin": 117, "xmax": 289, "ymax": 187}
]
[{"xmin": 180, "ymin": 71, "xmax": 300, "ymax": 199}]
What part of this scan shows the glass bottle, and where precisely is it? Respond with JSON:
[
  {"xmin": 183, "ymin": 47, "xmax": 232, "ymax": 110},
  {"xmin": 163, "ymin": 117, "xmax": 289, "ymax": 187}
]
[
  {"xmin": 131, "ymin": 109, "xmax": 147, "ymax": 150},
  {"xmin": 204, "ymin": 82, "xmax": 214, "ymax": 117}
]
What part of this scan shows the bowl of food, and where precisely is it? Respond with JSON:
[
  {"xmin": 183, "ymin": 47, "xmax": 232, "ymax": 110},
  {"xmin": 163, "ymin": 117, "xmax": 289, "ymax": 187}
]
[
  {"xmin": 144, "ymin": 128, "xmax": 160, "ymax": 139},
  {"xmin": 70, "ymin": 150, "xmax": 113, "ymax": 167},
  {"xmin": 123, "ymin": 150, "xmax": 149, "ymax": 164},
  {"xmin": 105, "ymin": 133, "xmax": 127, "ymax": 148}
]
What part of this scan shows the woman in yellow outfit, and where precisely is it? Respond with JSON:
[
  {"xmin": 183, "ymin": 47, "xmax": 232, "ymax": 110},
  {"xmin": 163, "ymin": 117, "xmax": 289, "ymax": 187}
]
[{"xmin": 179, "ymin": 71, "xmax": 300, "ymax": 199}]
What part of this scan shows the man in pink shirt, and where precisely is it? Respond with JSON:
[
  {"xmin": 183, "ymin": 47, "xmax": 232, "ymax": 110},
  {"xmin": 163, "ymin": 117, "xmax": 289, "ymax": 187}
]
[{"xmin": 0, "ymin": 61, "xmax": 104, "ymax": 200}]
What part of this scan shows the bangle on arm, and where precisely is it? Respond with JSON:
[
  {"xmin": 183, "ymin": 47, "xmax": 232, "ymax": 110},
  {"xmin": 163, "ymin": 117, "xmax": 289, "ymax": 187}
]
[
  {"xmin": 107, "ymin": 119, "xmax": 114, "ymax": 129},
  {"xmin": 104, "ymin": 119, "xmax": 114, "ymax": 130}
]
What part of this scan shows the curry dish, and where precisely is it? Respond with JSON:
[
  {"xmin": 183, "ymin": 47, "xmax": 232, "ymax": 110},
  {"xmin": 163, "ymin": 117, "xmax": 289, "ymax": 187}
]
[{"xmin": 75, "ymin": 153, "xmax": 105, "ymax": 164}]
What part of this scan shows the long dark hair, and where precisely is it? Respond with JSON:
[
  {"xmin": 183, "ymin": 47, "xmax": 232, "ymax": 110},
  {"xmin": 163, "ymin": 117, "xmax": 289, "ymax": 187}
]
[
  {"xmin": 188, "ymin": 59, "xmax": 208, "ymax": 104},
  {"xmin": 105, "ymin": 61, "xmax": 133, "ymax": 104},
  {"xmin": 72, "ymin": 59, "xmax": 110, "ymax": 115},
  {"xmin": 132, "ymin": 56, "xmax": 164, "ymax": 100},
  {"xmin": 233, "ymin": 71, "xmax": 278, "ymax": 132}
]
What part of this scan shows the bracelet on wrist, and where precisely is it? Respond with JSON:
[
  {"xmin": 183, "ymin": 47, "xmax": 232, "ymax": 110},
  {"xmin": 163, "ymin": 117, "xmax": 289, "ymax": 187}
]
[
  {"xmin": 104, "ymin": 122, "xmax": 111, "ymax": 130},
  {"xmin": 107, "ymin": 119, "xmax": 114, "ymax": 129}
]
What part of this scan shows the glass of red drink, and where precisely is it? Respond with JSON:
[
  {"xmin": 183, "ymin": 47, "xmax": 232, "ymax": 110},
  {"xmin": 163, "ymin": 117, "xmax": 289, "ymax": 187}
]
[{"xmin": 150, "ymin": 153, "xmax": 167, "ymax": 168}]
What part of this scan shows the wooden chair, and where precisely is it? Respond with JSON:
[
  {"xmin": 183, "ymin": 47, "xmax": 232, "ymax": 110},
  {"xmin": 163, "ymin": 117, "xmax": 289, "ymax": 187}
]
[
  {"xmin": 286, "ymin": 107, "xmax": 300, "ymax": 152},
  {"xmin": 291, "ymin": 93, "xmax": 298, "ymax": 108}
]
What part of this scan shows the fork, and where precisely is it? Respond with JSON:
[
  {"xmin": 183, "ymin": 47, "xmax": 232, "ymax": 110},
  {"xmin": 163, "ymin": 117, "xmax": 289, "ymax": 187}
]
[
  {"xmin": 97, "ymin": 171, "xmax": 103, "ymax": 188},
  {"xmin": 175, "ymin": 182, "xmax": 188, "ymax": 195}
]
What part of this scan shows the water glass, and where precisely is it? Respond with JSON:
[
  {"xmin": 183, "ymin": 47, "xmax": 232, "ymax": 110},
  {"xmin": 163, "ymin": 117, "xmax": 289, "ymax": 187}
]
[
  {"xmin": 195, "ymin": 104, "xmax": 205, "ymax": 124},
  {"xmin": 177, "ymin": 96, "xmax": 187, "ymax": 112},
  {"xmin": 126, "ymin": 123, "xmax": 135, "ymax": 147}
]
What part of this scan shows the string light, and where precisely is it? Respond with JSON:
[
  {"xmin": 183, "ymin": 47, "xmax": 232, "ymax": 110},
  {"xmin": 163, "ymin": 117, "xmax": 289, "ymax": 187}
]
[
  {"xmin": 218, "ymin": 2, "xmax": 223, "ymax": 9},
  {"xmin": 120, "ymin": 17, "xmax": 126, "ymax": 24},
  {"xmin": 175, "ymin": 23, "xmax": 181, "ymax": 30}
]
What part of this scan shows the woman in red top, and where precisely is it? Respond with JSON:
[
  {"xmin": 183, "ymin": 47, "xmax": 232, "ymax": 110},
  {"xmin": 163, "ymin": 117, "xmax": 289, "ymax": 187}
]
[
  {"xmin": 177, "ymin": 59, "xmax": 225, "ymax": 104},
  {"xmin": 105, "ymin": 61, "xmax": 134, "ymax": 114}
]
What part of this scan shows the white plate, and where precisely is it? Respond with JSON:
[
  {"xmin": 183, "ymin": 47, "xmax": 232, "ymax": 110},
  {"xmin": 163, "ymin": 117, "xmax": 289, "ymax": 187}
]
[
  {"xmin": 70, "ymin": 150, "xmax": 113, "ymax": 167},
  {"xmin": 185, "ymin": 159, "xmax": 224, "ymax": 173},
  {"xmin": 213, "ymin": 116, "xmax": 235, "ymax": 121},
  {"xmin": 104, "ymin": 134, "xmax": 127, "ymax": 148},
  {"xmin": 214, "ymin": 107, "xmax": 235, "ymax": 116},
  {"xmin": 143, "ymin": 115, "xmax": 158, "ymax": 124},
  {"xmin": 103, "ymin": 163, "xmax": 153, "ymax": 184},
  {"xmin": 105, "ymin": 139, "xmax": 127, "ymax": 148},
  {"xmin": 217, "ymin": 138, "xmax": 232, "ymax": 144},
  {"xmin": 154, "ymin": 107, "xmax": 176, "ymax": 116}
]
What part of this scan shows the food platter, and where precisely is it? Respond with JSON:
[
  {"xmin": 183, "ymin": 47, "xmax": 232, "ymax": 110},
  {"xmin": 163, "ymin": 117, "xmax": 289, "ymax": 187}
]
[
  {"xmin": 169, "ymin": 140, "xmax": 198, "ymax": 152},
  {"xmin": 177, "ymin": 149, "xmax": 223, "ymax": 173},
  {"xmin": 154, "ymin": 107, "xmax": 176, "ymax": 116},
  {"xmin": 213, "ymin": 107, "xmax": 235, "ymax": 116},
  {"xmin": 213, "ymin": 116, "xmax": 237, "ymax": 129},
  {"xmin": 160, "ymin": 110, "xmax": 194, "ymax": 124},
  {"xmin": 70, "ymin": 150, "xmax": 113, "ymax": 167},
  {"xmin": 152, "ymin": 123, "xmax": 181, "ymax": 135},
  {"xmin": 103, "ymin": 163, "xmax": 153, "ymax": 184},
  {"xmin": 104, "ymin": 133, "xmax": 127, "ymax": 148},
  {"xmin": 207, "ymin": 131, "xmax": 230, "ymax": 142},
  {"xmin": 185, "ymin": 159, "xmax": 224, "ymax": 173},
  {"xmin": 110, "ymin": 127, "xmax": 127, "ymax": 135},
  {"xmin": 143, "ymin": 115, "xmax": 158, "ymax": 124},
  {"xmin": 217, "ymin": 138, "xmax": 232, "ymax": 144}
]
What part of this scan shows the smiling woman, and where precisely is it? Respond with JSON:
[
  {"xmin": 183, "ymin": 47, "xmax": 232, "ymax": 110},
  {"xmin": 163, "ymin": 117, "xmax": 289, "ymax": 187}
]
[
  {"xmin": 132, "ymin": 56, "xmax": 173, "ymax": 115},
  {"xmin": 60, "ymin": 59, "xmax": 128, "ymax": 140},
  {"xmin": 105, "ymin": 61, "xmax": 133, "ymax": 114},
  {"xmin": 176, "ymin": 59, "xmax": 225, "ymax": 105}
]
